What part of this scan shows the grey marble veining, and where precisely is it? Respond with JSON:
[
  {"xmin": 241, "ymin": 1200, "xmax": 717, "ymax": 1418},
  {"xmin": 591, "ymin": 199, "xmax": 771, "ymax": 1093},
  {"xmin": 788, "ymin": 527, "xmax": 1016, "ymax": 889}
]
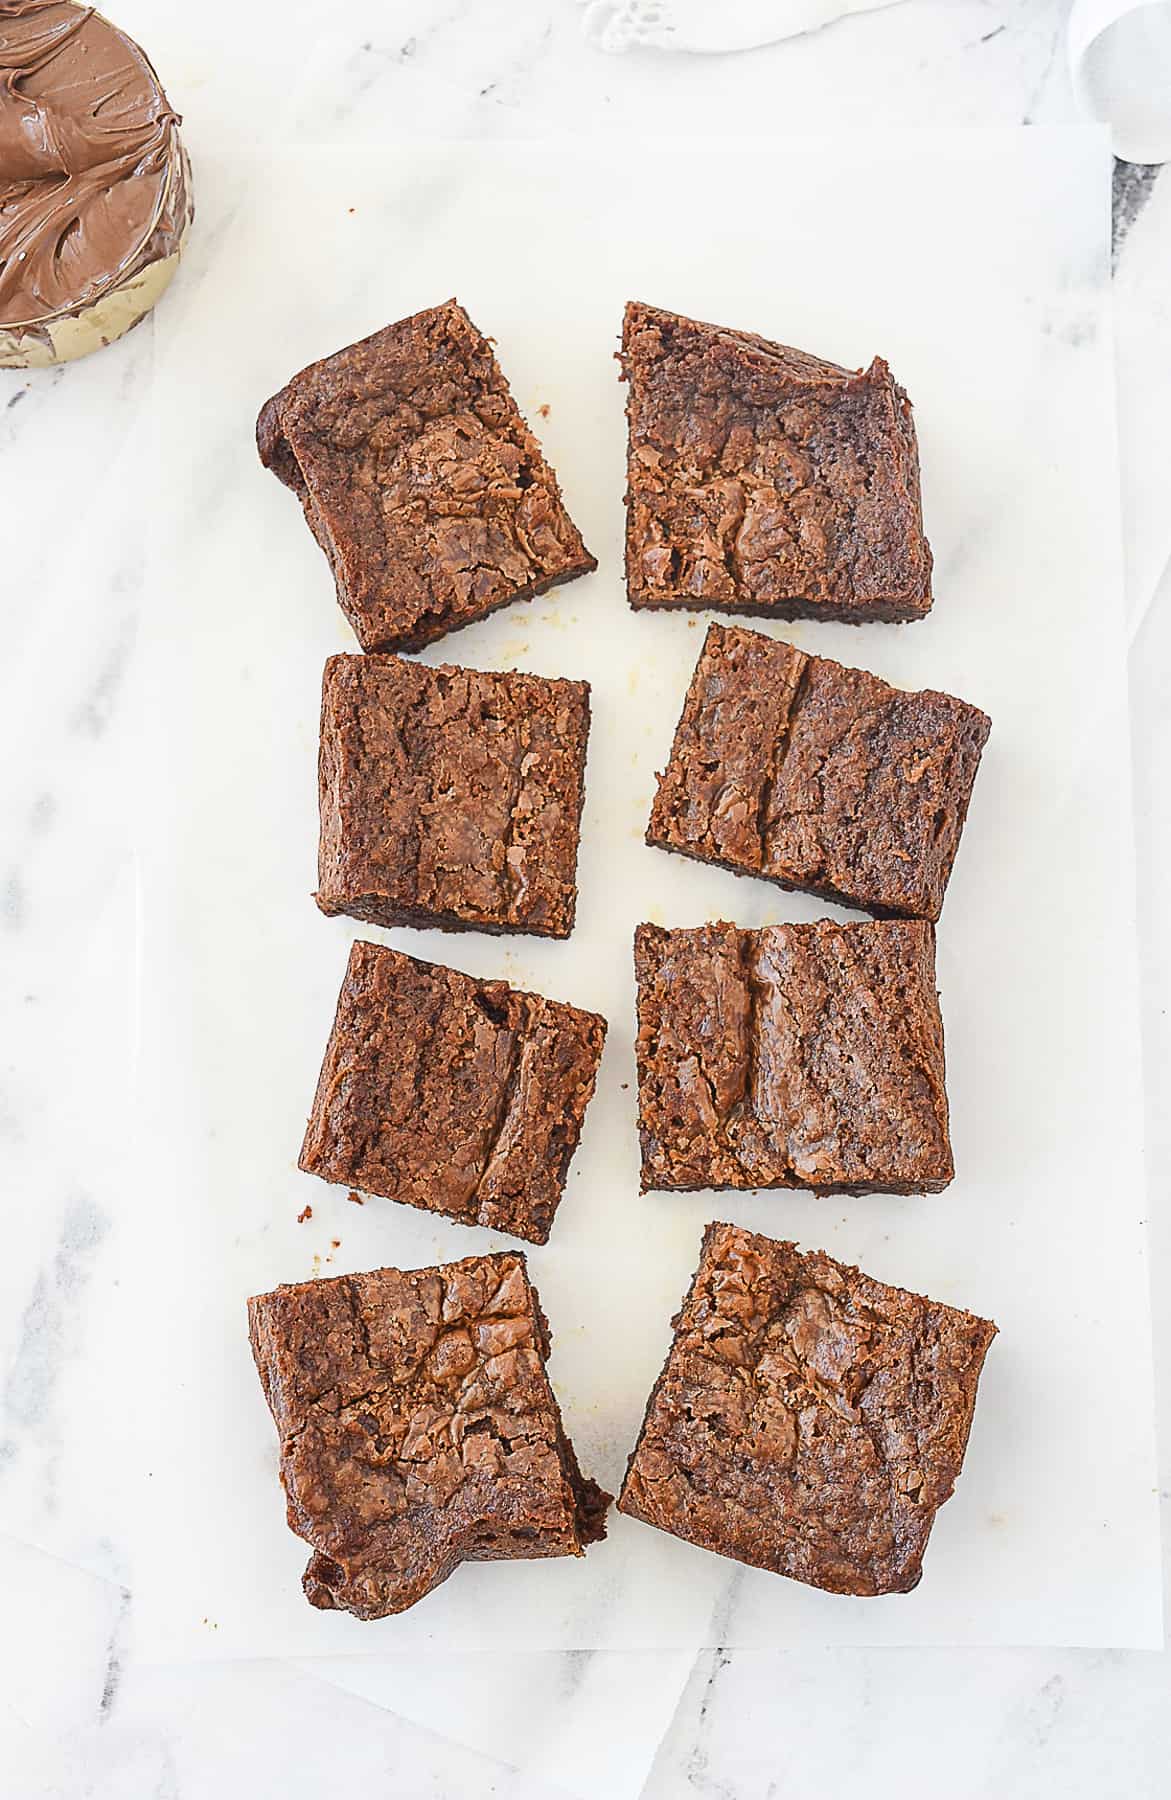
[
  {"xmin": 1112, "ymin": 157, "xmax": 1162, "ymax": 261},
  {"xmin": 643, "ymin": 1647, "xmax": 1171, "ymax": 1798},
  {"xmin": 1, "ymin": 3, "xmax": 1169, "ymax": 1796},
  {"xmin": 1, "ymin": 1194, "xmax": 109, "ymax": 1481}
]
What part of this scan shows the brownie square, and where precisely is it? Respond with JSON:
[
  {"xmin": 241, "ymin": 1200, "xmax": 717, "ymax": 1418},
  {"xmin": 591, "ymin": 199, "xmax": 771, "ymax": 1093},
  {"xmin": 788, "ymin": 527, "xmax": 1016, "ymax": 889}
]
[
  {"xmin": 249, "ymin": 1253, "xmax": 611, "ymax": 1618},
  {"xmin": 620, "ymin": 301, "xmax": 932, "ymax": 622},
  {"xmin": 648, "ymin": 623, "xmax": 989, "ymax": 921},
  {"xmin": 258, "ymin": 300, "xmax": 596, "ymax": 653},
  {"xmin": 317, "ymin": 654, "xmax": 590, "ymax": 939},
  {"xmin": 618, "ymin": 1222, "xmax": 996, "ymax": 1596},
  {"xmin": 635, "ymin": 919, "xmax": 952, "ymax": 1195},
  {"xmin": 300, "ymin": 940, "xmax": 606, "ymax": 1243}
]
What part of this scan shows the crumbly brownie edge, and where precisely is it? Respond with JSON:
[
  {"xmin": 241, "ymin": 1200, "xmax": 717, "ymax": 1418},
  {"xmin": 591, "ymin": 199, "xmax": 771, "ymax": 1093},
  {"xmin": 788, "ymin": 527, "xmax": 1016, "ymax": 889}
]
[
  {"xmin": 643, "ymin": 1172, "xmax": 954, "ymax": 1198},
  {"xmin": 632, "ymin": 922, "xmax": 670, "ymax": 1193},
  {"xmin": 298, "ymin": 947, "xmax": 361, "ymax": 1190},
  {"xmin": 620, "ymin": 301, "xmax": 860, "ymax": 387},
  {"xmin": 907, "ymin": 703, "xmax": 992, "ymax": 922},
  {"xmin": 554, "ymin": 679, "xmax": 590, "ymax": 939},
  {"xmin": 646, "ymin": 622, "xmax": 805, "ymax": 876},
  {"xmin": 255, "ymin": 390, "xmax": 302, "ymax": 494},
  {"xmin": 640, "ymin": 830, "xmax": 950, "ymax": 924},
  {"xmin": 467, "ymin": 999, "xmax": 608, "ymax": 1244},
  {"xmin": 294, "ymin": 1157, "xmax": 558, "ymax": 1247},
  {"xmin": 258, "ymin": 383, "xmax": 375, "ymax": 647},
  {"xmin": 627, "ymin": 591, "xmax": 932, "ymax": 624},
  {"xmin": 314, "ymin": 892, "xmax": 576, "ymax": 942},
  {"xmin": 527, "ymin": 1273, "xmax": 613, "ymax": 1547},
  {"xmin": 617, "ymin": 1222, "xmax": 720, "ymax": 1519},
  {"xmin": 890, "ymin": 371, "xmax": 934, "ymax": 612},
  {"xmin": 361, "ymin": 557, "xmax": 598, "ymax": 657}
]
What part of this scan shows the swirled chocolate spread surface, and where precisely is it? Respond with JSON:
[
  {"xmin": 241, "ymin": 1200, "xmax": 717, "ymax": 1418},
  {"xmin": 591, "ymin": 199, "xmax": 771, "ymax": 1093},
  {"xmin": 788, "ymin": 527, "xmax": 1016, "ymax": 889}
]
[{"xmin": 0, "ymin": 2, "xmax": 189, "ymax": 326}]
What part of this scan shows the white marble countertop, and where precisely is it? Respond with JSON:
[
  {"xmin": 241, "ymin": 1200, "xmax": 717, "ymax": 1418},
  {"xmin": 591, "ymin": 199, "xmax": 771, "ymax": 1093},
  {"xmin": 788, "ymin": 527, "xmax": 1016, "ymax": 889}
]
[{"xmin": 2, "ymin": 3, "xmax": 1169, "ymax": 1795}]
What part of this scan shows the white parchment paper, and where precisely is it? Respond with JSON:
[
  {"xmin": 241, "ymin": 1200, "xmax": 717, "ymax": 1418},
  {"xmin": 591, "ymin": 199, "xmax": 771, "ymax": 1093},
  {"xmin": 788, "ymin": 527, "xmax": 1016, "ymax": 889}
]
[{"xmin": 128, "ymin": 130, "xmax": 1161, "ymax": 1659}]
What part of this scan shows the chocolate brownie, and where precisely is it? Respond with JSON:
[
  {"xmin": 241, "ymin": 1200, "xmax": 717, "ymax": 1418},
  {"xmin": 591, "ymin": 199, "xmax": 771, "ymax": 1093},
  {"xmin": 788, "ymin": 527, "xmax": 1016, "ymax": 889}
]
[
  {"xmin": 618, "ymin": 1222, "xmax": 996, "ymax": 1595},
  {"xmin": 300, "ymin": 940, "xmax": 606, "ymax": 1243},
  {"xmin": 648, "ymin": 623, "xmax": 989, "ymax": 921},
  {"xmin": 258, "ymin": 300, "xmax": 596, "ymax": 653},
  {"xmin": 249, "ymin": 1253, "xmax": 611, "ymax": 1618},
  {"xmin": 316, "ymin": 654, "xmax": 590, "ymax": 939},
  {"xmin": 620, "ymin": 301, "xmax": 932, "ymax": 622},
  {"xmin": 635, "ymin": 919, "xmax": 952, "ymax": 1195}
]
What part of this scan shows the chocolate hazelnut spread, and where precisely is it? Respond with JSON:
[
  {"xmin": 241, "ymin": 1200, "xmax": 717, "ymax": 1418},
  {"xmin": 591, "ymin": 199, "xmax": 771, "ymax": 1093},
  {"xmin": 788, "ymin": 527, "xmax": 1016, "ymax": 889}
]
[{"xmin": 0, "ymin": 1, "xmax": 190, "ymax": 350}]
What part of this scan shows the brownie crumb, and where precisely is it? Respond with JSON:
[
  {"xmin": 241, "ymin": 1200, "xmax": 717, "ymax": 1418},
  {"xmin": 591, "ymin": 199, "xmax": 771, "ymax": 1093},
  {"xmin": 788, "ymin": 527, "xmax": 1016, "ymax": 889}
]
[
  {"xmin": 297, "ymin": 1205, "xmax": 313, "ymax": 1224},
  {"xmin": 347, "ymin": 1191, "xmax": 364, "ymax": 1206}
]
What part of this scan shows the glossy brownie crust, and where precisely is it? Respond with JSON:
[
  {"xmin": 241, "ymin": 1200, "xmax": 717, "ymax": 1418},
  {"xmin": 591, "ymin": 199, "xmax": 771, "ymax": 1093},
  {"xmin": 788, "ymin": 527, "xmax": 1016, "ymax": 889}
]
[
  {"xmin": 317, "ymin": 654, "xmax": 590, "ymax": 939},
  {"xmin": 249, "ymin": 1253, "xmax": 611, "ymax": 1619},
  {"xmin": 620, "ymin": 302, "xmax": 932, "ymax": 622},
  {"xmin": 300, "ymin": 940, "xmax": 606, "ymax": 1243},
  {"xmin": 634, "ymin": 919, "xmax": 953, "ymax": 1195},
  {"xmin": 258, "ymin": 300, "xmax": 596, "ymax": 653},
  {"xmin": 649, "ymin": 623, "xmax": 989, "ymax": 922},
  {"xmin": 619, "ymin": 1223, "xmax": 996, "ymax": 1596}
]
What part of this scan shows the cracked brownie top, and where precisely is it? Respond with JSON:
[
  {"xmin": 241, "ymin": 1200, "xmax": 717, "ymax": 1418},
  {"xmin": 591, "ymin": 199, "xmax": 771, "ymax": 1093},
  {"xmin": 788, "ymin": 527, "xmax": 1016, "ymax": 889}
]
[
  {"xmin": 299, "ymin": 940, "xmax": 607, "ymax": 1244},
  {"xmin": 316, "ymin": 654, "xmax": 590, "ymax": 940},
  {"xmin": 618, "ymin": 1222, "xmax": 996, "ymax": 1595},
  {"xmin": 257, "ymin": 299, "xmax": 596, "ymax": 653},
  {"xmin": 620, "ymin": 301, "xmax": 932, "ymax": 623},
  {"xmin": 249, "ymin": 1253, "xmax": 611, "ymax": 1619},
  {"xmin": 648, "ymin": 623, "xmax": 990, "ymax": 921},
  {"xmin": 634, "ymin": 919, "xmax": 953, "ymax": 1195}
]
